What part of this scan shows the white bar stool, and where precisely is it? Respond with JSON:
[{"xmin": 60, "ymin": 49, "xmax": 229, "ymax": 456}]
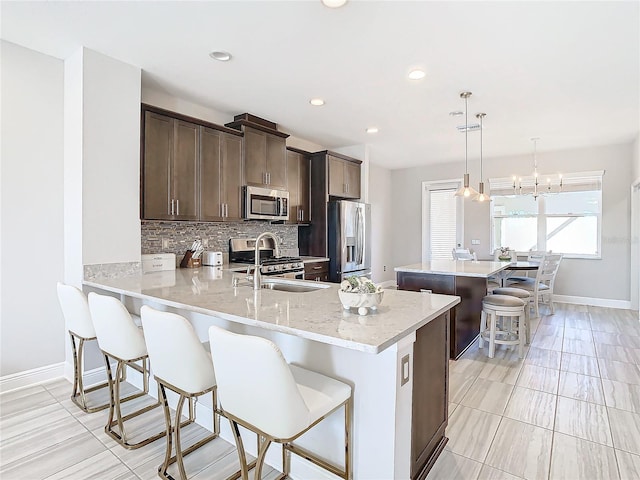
[
  {"xmin": 208, "ymin": 325, "xmax": 353, "ymax": 480},
  {"xmin": 491, "ymin": 287, "xmax": 532, "ymax": 345},
  {"xmin": 141, "ymin": 306, "xmax": 220, "ymax": 480},
  {"xmin": 480, "ymin": 294, "xmax": 527, "ymax": 358},
  {"xmin": 88, "ymin": 292, "xmax": 166, "ymax": 449},
  {"xmin": 57, "ymin": 283, "xmax": 111, "ymax": 413}
]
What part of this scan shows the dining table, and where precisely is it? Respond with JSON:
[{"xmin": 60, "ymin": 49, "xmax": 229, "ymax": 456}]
[{"xmin": 497, "ymin": 260, "xmax": 540, "ymax": 286}]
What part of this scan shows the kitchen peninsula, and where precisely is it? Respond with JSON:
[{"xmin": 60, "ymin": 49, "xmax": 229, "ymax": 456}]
[
  {"xmin": 396, "ymin": 260, "xmax": 510, "ymax": 359},
  {"xmin": 84, "ymin": 267, "xmax": 460, "ymax": 480}
]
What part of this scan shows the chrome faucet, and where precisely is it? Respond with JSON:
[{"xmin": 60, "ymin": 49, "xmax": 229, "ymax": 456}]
[{"xmin": 253, "ymin": 232, "xmax": 280, "ymax": 290}]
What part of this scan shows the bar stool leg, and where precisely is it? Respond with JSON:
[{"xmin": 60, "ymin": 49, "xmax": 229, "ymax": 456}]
[
  {"xmin": 479, "ymin": 311, "xmax": 486, "ymax": 349},
  {"xmin": 519, "ymin": 312, "xmax": 526, "ymax": 358},
  {"xmin": 489, "ymin": 312, "xmax": 497, "ymax": 358},
  {"xmin": 254, "ymin": 436, "xmax": 272, "ymax": 480},
  {"xmin": 229, "ymin": 419, "xmax": 250, "ymax": 480}
]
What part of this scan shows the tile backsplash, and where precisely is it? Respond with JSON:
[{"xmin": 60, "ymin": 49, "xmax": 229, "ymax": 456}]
[{"xmin": 141, "ymin": 221, "xmax": 300, "ymax": 260}]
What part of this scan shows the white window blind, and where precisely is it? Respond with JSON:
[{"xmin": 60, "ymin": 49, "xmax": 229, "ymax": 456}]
[{"xmin": 430, "ymin": 188, "xmax": 457, "ymax": 260}]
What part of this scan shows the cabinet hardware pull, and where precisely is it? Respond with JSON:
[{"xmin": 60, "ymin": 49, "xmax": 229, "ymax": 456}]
[
  {"xmin": 312, "ymin": 266, "xmax": 323, "ymax": 270},
  {"xmin": 176, "ymin": 199, "xmax": 179, "ymax": 215},
  {"xmin": 267, "ymin": 172, "xmax": 270, "ymax": 184},
  {"xmin": 225, "ymin": 203, "xmax": 228, "ymax": 217},
  {"xmin": 171, "ymin": 199, "xmax": 175, "ymax": 216}
]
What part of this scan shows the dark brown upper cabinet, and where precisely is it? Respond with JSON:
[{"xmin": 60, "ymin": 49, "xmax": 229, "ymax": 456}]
[
  {"xmin": 143, "ymin": 111, "xmax": 198, "ymax": 220},
  {"xmin": 141, "ymin": 104, "xmax": 243, "ymax": 222},
  {"xmin": 328, "ymin": 154, "xmax": 361, "ymax": 199},
  {"xmin": 286, "ymin": 148, "xmax": 311, "ymax": 223},
  {"xmin": 200, "ymin": 127, "xmax": 243, "ymax": 221},
  {"xmin": 225, "ymin": 114, "xmax": 289, "ymax": 191}
]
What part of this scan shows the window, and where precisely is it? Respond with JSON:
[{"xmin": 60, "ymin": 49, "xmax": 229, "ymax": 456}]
[
  {"xmin": 489, "ymin": 171, "xmax": 603, "ymax": 258},
  {"xmin": 422, "ymin": 181, "xmax": 463, "ymax": 261}
]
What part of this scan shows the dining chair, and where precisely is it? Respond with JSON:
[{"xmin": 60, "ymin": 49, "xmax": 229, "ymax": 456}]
[
  {"xmin": 452, "ymin": 248, "xmax": 477, "ymax": 261},
  {"xmin": 507, "ymin": 254, "xmax": 563, "ymax": 317}
]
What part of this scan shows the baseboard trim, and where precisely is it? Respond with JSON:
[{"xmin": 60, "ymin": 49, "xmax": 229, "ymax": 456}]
[
  {"xmin": 0, "ymin": 362, "xmax": 65, "ymax": 393},
  {"xmin": 63, "ymin": 361, "xmax": 110, "ymax": 387},
  {"xmin": 555, "ymin": 295, "xmax": 632, "ymax": 310}
]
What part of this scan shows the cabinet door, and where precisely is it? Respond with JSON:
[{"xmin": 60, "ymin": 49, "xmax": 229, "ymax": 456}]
[
  {"xmin": 200, "ymin": 127, "xmax": 223, "ymax": 221},
  {"xmin": 244, "ymin": 128, "xmax": 266, "ymax": 186},
  {"xmin": 222, "ymin": 134, "xmax": 243, "ymax": 220},
  {"xmin": 172, "ymin": 120, "xmax": 199, "ymax": 220},
  {"xmin": 298, "ymin": 154, "xmax": 310, "ymax": 222},
  {"xmin": 328, "ymin": 156, "xmax": 345, "ymax": 196},
  {"xmin": 286, "ymin": 150, "xmax": 300, "ymax": 222},
  {"xmin": 411, "ymin": 312, "xmax": 449, "ymax": 479},
  {"xmin": 143, "ymin": 112, "xmax": 172, "ymax": 220},
  {"xmin": 266, "ymin": 134, "xmax": 286, "ymax": 189},
  {"xmin": 344, "ymin": 161, "xmax": 361, "ymax": 199}
]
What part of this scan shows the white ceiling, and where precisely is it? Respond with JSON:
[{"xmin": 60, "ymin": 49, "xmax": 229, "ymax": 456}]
[{"xmin": 2, "ymin": 1, "xmax": 638, "ymax": 169}]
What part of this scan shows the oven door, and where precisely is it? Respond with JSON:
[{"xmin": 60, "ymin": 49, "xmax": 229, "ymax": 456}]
[{"xmin": 271, "ymin": 271, "xmax": 304, "ymax": 280}]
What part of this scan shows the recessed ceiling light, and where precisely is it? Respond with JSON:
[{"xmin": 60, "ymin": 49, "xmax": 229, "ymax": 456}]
[
  {"xmin": 366, "ymin": 127, "xmax": 379, "ymax": 134},
  {"xmin": 322, "ymin": 0, "xmax": 348, "ymax": 8},
  {"xmin": 408, "ymin": 69, "xmax": 426, "ymax": 80},
  {"xmin": 309, "ymin": 98, "xmax": 325, "ymax": 106},
  {"xmin": 209, "ymin": 51, "xmax": 232, "ymax": 62}
]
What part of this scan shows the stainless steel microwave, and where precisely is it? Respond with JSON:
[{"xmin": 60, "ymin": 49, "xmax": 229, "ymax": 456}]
[{"xmin": 243, "ymin": 186, "xmax": 289, "ymax": 220}]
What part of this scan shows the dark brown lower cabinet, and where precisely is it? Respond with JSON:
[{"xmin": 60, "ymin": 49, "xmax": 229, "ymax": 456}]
[
  {"xmin": 397, "ymin": 272, "xmax": 486, "ymax": 359},
  {"xmin": 411, "ymin": 311, "xmax": 449, "ymax": 479}
]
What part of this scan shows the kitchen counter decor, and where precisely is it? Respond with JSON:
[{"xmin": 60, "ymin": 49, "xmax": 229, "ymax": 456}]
[{"xmin": 338, "ymin": 276, "xmax": 384, "ymax": 315}]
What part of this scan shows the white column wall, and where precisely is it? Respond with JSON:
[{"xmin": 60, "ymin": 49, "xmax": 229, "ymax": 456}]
[
  {"xmin": 81, "ymin": 48, "xmax": 141, "ymax": 265},
  {"xmin": 0, "ymin": 41, "xmax": 65, "ymax": 376}
]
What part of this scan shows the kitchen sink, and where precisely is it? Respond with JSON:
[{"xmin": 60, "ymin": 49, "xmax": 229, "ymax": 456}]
[{"xmin": 260, "ymin": 278, "xmax": 330, "ymax": 293}]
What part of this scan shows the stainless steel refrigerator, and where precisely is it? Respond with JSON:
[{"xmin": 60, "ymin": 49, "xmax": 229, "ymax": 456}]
[{"xmin": 327, "ymin": 200, "xmax": 371, "ymax": 283}]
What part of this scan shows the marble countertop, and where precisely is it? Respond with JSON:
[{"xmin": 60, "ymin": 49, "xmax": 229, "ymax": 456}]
[
  {"xmin": 395, "ymin": 260, "xmax": 510, "ymax": 278},
  {"xmin": 84, "ymin": 267, "xmax": 459, "ymax": 354}
]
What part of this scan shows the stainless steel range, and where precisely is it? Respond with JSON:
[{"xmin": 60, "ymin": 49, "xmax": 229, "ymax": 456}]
[{"xmin": 229, "ymin": 237, "xmax": 304, "ymax": 278}]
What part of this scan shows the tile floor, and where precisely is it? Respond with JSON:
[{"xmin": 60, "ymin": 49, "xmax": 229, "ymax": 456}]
[
  {"xmin": 1, "ymin": 303, "xmax": 639, "ymax": 479},
  {"xmin": 428, "ymin": 304, "xmax": 640, "ymax": 480}
]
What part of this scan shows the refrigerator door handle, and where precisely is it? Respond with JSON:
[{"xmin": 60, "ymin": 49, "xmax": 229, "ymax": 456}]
[{"xmin": 355, "ymin": 206, "xmax": 364, "ymax": 265}]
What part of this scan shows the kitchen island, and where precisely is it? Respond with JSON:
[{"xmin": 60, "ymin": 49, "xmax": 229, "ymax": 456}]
[
  {"xmin": 395, "ymin": 260, "xmax": 509, "ymax": 359},
  {"xmin": 84, "ymin": 266, "xmax": 459, "ymax": 480}
]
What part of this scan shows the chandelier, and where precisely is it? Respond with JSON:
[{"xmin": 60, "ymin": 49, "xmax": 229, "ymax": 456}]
[{"xmin": 512, "ymin": 137, "xmax": 563, "ymax": 200}]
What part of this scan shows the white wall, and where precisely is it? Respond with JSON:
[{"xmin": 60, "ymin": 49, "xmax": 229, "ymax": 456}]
[
  {"xmin": 391, "ymin": 142, "xmax": 634, "ymax": 302},
  {"xmin": 631, "ymin": 134, "xmax": 640, "ymax": 311},
  {"xmin": 369, "ymin": 162, "xmax": 394, "ymax": 283},
  {"xmin": 1, "ymin": 41, "xmax": 65, "ymax": 376},
  {"xmin": 82, "ymin": 49, "xmax": 141, "ymax": 265}
]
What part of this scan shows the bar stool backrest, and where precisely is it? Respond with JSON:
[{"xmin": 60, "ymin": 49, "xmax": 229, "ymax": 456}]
[
  {"xmin": 208, "ymin": 325, "xmax": 310, "ymax": 440},
  {"xmin": 141, "ymin": 306, "xmax": 216, "ymax": 393},
  {"xmin": 88, "ymin": 292, "xmax": 147, "ymax": 361},
  {"xmin": 57, "ymin": 283, "xmax": 95, "ymax": 338}
]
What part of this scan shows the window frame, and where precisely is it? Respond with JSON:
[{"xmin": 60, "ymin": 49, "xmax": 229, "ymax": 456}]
[
  {"xmin": 489, "ymin": 171, "xmax": 604, "ymax": 260},
  {"xmin": 422, "ymin": 180, "xmax": 464, "ymax": 263}
]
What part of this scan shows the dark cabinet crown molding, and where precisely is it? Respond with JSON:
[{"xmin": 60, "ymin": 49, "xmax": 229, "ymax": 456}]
[
  {"xmin": 141, "ymin": 104, "xmax": 243, "ymax": 137},
  {"xmin": 312, "ymin": 150, "xmax": 362, "ymax": 165},
  {"xmin": 225, "ymin": 112, "xmax": 290, "ymax": 139}
]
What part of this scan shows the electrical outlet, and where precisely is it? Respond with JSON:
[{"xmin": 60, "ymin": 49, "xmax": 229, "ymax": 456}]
[
  {"xmin": 161, "ymin": 237, "xmax": 169, "ymax": 249},
  {"xmin": 401, "ymin": 354, "xmax": 410, "ymax": 386},
  {"xmin": 383, "ymin": 265, "xmax": 387, "ymax": 272},
  {"xmin": 471, "ymin": 239, "xmax": 480, "ymax": 245},
  {"xmin": 202, "ymin": 238, "xmax": 209, "ymax": 248}
]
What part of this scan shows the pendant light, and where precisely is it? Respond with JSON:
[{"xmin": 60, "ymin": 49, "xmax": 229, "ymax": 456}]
[
  {"xmin": 473, "ymin": 112, "xmax": 490, "ymax": 202},
  {"xmin": 454, "ymin": 92, "xmax": 479, "ymax": 198}
]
